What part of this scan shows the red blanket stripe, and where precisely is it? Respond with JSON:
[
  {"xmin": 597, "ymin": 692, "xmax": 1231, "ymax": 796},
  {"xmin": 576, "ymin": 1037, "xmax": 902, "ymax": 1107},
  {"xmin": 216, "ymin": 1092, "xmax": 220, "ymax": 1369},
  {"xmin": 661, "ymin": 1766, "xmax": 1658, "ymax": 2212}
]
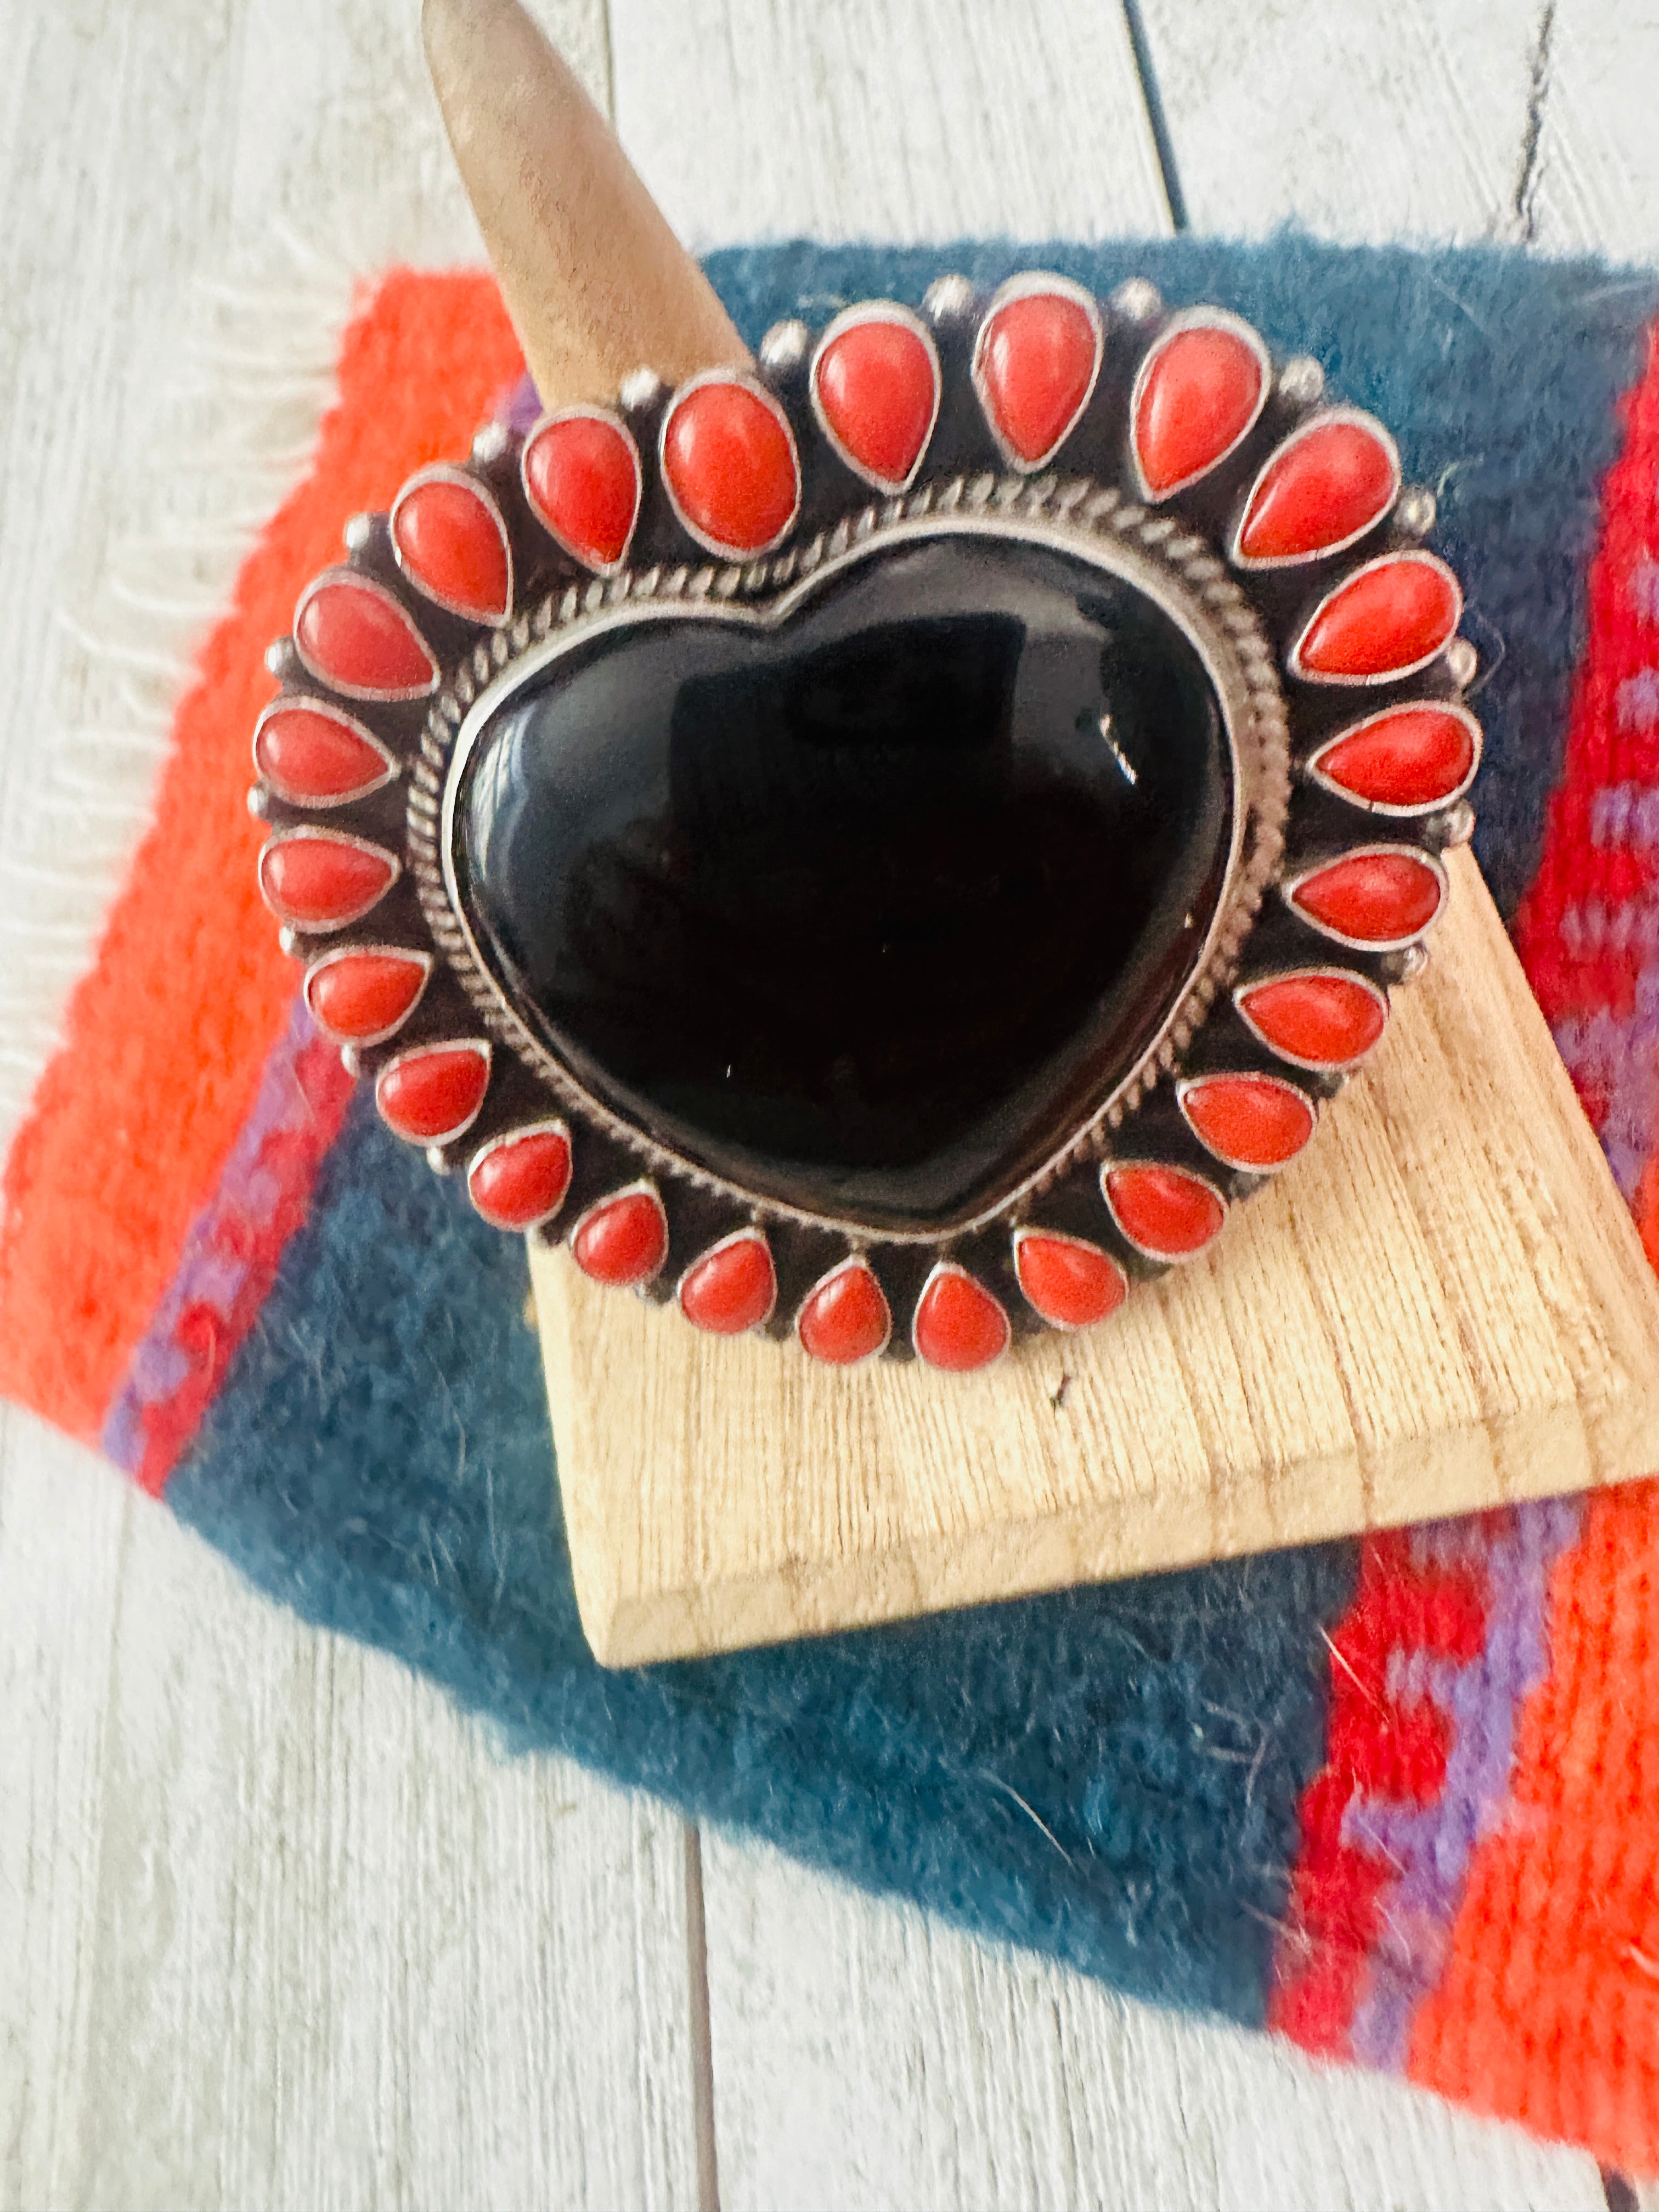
[{"xmin": 0, "ymin": 270, "xmax": 523, "ymax": 1441}]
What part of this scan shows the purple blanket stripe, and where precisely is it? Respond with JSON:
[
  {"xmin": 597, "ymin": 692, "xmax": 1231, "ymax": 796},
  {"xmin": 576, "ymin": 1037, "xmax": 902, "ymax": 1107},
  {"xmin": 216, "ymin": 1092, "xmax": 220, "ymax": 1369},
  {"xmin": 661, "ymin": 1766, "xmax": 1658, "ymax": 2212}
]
[{"xmin": 1342, "ymin": 1498, "xmax": 1584, "ymax": 2072}]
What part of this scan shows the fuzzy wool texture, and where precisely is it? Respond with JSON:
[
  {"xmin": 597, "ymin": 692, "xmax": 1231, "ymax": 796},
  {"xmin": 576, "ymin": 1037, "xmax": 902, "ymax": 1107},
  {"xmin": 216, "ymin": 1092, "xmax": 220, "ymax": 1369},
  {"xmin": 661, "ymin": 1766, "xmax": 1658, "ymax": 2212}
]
[
  {"xmin": 146, "ymin": 236, "xmax": 1656, "ymax": 2058},
  {"xmin": 173, "ymin": 1095, "xmax": 1353, "ymax": 2025}
]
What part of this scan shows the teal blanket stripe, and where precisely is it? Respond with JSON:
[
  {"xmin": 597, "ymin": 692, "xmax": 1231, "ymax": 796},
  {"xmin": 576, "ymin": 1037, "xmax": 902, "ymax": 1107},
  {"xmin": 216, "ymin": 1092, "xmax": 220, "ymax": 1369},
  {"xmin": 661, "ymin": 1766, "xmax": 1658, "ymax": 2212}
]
[{"xmin": 173, "ymin": 1094, "xmax": 1353, "ymax": 2022}]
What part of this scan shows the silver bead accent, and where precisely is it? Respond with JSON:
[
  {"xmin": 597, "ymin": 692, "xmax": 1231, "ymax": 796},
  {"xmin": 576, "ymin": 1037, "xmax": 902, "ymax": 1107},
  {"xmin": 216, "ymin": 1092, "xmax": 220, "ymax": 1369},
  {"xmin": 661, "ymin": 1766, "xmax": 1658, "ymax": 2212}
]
[
  {"xmin": 1110, "ymin": 277, "xmax": 1162, "ymax": 325},
  {"xmin": 1277, "ymin": 356, "xmax": 1325, "ymax": 408},
  {"xmin": 1425, "ymin": 798, "xmax": 1476, "ymax": 850},
  {"xmin": 1385, "ymin": 943, "xmax": 1432, "ymax": 985},
  {"xmin": 278, "ymin": 926, "xmax": 299, "ymax": 957},
  {"xmin": 1395, "ymin": 485, "xmax": 1437, "ymax": 537},
  {"xmin": 618, "ymin": 366, "xmax": 664, "ymax": 413},
  {"xmin": 343, "ymin": 511, "xmax": 374, "ymax": 552},
  {"xmin": 922, "ymin": 273, "xmax": 976, "ymax": 324},
  {"xmin": 426, "ymin": 1144, "xmax": 452, "ymax": 1173},
  {"xmin": 759, "ymin": 318, "xmax": 811, "ymax": 376},
  {"xmin": 246, "ymin": 785, "xmax": 267, "ymax": 820},
  {"xmin": 471, "ymin": 421, "xmax": 510, "ymax": 465},
  {"xmin": 1444, "ymin": 637, "xmax": 1479, "ymax": 689},
  {"xmin": 341, "ymin": 1045, "xmax": 361, "ymax": 1078},
  {"xmin": 264, "ymin": 640, "xmax": 290, "ymax": 678}
]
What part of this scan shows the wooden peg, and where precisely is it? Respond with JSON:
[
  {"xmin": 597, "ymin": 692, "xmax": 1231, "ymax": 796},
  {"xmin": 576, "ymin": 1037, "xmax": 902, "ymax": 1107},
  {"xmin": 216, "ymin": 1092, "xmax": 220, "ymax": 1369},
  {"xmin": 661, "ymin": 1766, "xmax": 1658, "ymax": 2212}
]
[{"xmin": 422, "ymin": 0, "xmax": 750, "ymax": 407}]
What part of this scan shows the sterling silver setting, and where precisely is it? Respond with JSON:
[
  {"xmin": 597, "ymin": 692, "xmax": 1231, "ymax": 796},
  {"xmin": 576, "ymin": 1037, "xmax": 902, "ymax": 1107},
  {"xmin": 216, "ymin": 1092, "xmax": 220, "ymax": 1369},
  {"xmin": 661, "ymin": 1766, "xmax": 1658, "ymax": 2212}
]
[{"xmin": 251, "ymin": 269, "xmax": 1480, "ymax": 1372}]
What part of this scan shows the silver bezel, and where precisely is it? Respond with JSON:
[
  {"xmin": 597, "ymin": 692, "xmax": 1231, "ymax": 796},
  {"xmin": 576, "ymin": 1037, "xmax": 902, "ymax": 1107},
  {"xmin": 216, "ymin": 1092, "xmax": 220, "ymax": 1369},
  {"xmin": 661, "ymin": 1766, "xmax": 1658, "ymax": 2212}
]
[
  {"xmin": 809, "ymin": 301, "xmax": 942, "ymax": 494},
  {"xmin": 657, "ymin": 371, "xmax": 802, "ymax": 561},
  {"xmin": 1279, "ymin": 841, "xmax": 1449, "ymax": 952},
  {"xmin": 1099, "ymin": 1158, "xmax": 1227, "ymax": 1264},
  {"xmin": 374, "ymin": 1036, "xmax": 493, "ymax": 1146},
  {"xmin": 390, "ymin": 463, "xmax": 515, "ymax": 625},
  {"xmin": 1286, "ymin": 549, "xmax": 1464, "ymax": 686},
  {"xmin": 1304, "ymin": 700, "xmax": 1483, "ymax": 815},
  {"xmin": 568, "ymin": 1178, "xmax": 668, "ymax": 1287},
  {"xmin": 970, "ymin": 273, "xmax": 1105, "ymax": 475},
  {"xmin": 793, "ymin": 1254, "xmax": 894, "ymax": 1367},
  {"xmin": 675, "ymin": 1226, "xmax": 779, "ymax": 1333},
  {"xmin": 1175, "ymin": 1069, "xmax": 1317, "ymax": 1175},
  {"xmin": 1009, "ymin": 1224, "xmax": 1128, "ymax": 1331},
  {"xmin": 520, "ymin": 404, "xmax": 643, "ymax": 578},
  {"xmin": 415, "ymin": 476, "xmax": 1290, "ymax": 1251},
  {"xmin": 292, "ymin": 567, "xmax": 439, "ymax": 702},
  {"xmin": 1130, "ymin": 308, "xmax": 1272, "ymax": 505},
  {"xmin": 911, "ymin": 1259, "xmax": 1011, "ymax": 1371},
  {"xmin": 251, "ymin": 694, "xmax": 398, "ymax": 808},
  {"xmin": 1227, "ymin": 406, "xmax": 1402, "ymax": 572},
  {"xmin": 465, "ymin": 1115, "xmax": 573, "ymax": 1231},
  {"xmin": 302, "ymin": 942, "xmax": 434, "ymax": 1046},
  {"xmin": 258, "ymin": 824, "xmax": 402, "ymax": 932},
  {"xmin": 1232, "ymin": 964, "xmax": 1391, "ymax": 1070}
]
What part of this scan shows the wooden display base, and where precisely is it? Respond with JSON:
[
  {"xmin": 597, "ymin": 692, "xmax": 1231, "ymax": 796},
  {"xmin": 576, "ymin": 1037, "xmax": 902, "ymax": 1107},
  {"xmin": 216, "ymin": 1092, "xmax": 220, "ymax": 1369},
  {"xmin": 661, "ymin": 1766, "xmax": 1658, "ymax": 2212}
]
[{"xmin": 530, "ymin": 849, "xmax": 1659, "ymax": 1667}]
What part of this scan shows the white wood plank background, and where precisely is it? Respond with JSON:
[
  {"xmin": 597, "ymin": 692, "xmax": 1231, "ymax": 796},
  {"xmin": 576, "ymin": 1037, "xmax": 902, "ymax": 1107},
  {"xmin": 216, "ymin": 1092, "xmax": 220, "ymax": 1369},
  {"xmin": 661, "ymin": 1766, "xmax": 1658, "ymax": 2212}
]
[
  {"xmin": 2, "ymin": 1, "xmax": 1654, "ymax": 2205},
  {"xmin": 699, "ymin": 1836, "xmax": 1609, "ymax": 2212},
  {"xmin": 0, "ymin": 1412, "xmax": 701, "ymax": 2212},
  {"xmin": 1135, "ymin": 0, "xmax": 1544, "ymax": 243},
  {"xmin": 1531, "ymin": 0, "xmax": 1659, "ymax": 261},
  {"xmin": 607, "ymin": 0, "xmax": 1169, "ymax": 247}
]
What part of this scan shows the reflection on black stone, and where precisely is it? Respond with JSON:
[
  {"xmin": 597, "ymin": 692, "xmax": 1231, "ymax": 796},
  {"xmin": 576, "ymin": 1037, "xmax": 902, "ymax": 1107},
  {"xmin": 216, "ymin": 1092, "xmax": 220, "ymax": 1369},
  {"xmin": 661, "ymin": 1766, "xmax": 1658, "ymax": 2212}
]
[{"xmin": 458, "ymin": 531, "xmax": 1232, "ymax": 1231}]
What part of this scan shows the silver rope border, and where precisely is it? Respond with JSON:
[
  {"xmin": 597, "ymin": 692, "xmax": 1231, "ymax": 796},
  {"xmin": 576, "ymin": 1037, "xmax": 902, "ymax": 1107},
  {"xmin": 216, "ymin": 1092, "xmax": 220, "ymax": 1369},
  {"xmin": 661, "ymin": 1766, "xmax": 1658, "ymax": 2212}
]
[{"xmin": 404, "ymin": 470, "xmax": 1291, "ymax": 1245}]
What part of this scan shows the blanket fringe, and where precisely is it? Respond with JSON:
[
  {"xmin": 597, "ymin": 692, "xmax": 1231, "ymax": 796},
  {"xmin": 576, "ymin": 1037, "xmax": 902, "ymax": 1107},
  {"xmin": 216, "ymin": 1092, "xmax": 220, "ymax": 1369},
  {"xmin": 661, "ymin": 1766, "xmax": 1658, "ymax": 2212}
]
[{"xmin": 0, "ymin": 227, "xmax": 362, "ymax": 1161}]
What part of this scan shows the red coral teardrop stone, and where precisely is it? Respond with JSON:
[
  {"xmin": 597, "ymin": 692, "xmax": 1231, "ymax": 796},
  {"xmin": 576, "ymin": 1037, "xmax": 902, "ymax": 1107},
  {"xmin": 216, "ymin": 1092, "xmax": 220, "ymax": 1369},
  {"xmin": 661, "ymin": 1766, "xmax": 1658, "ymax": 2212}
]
[
  {"xmin": 294, "ymin": 574, "xmax": 437, "ymax": 698},
  {"xmin": 522, "ymin": 411, "xmax": 641, "ymax": 571},
  {"xmin": 1294, "ymin": 555, "xmax": 1461, "ymax": 680},
  {"xmin": 1313, "ymin": 705, "xmax": 1478, "ymax": 810},
  {"xmin": 1235, "ymin": 415, "xmax": 1398, "ymax": 563},
  {"xmin": 975, "ymin": 289, "xmax": 1101, "ymax": 466},
  {"xmin": 1014, "ymin": 1232, "xmax": 1127, "ymax": 1330},
  {"xmin": 1237, "ymin": 972, "xmax": 1388, "ymax": 1066},
  {"xmin": 392, "ymin": 475, "xmax": 511, "ymax": 622},
  {"xmin": 375, "ymin": 1043, "xmax": 490, "ymax": 1144},
  {"xmin": 661, "ymin": 380, "xmax": 800, "ymax": 555},
  {"xmin": 1105, "ymin": 1164, "xmax": 1224, "ymax": 1260},
  {"xmin": 304, "ymin": 949, "xmax": 429, "ymax": 1042},
  {"xmin": 912, "ymin": 1267, "xmax": 1009, "ymax": 1373},
  {"xmin": 1291, "ymin": 849, "xmax": 1444, "ymax": 942},
  {"xmin": 258, "ymin": 833, "xmax": 397, "ymax": 928},
  {"xmin": 571, "ymin": 1187, "xmax": 668, "ymax": 1288},
  {"xmin": 467, "ymin": 1126, "xmax": 573, "ymax": 1231},
  {"xmin": 813, "ymin": 315, "xmax": 939, "ymax": 489},
  {"xmin": 1134, "ymin": 321, "xmax": 1265, "ymax": 498},
  {"xmin": 254, "ymin": 703, "xmax": 392, "ymax": 803},
  {"xmin": 1181, "ymin": 1074, "xmax": 1316, "ymax": 1170},
  {"xmin": 796, "ymin": 1260, "xmax": 892, "ymax": 1365},
  {"xmin": 679, "ymin": 1231, "xmax": 777, "ymax": 1335}
]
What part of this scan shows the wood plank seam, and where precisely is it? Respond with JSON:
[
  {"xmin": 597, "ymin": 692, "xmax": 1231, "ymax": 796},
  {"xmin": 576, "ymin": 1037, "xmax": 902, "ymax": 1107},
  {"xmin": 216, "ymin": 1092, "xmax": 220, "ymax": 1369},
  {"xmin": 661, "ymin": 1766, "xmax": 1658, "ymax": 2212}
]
[
  {"xmin": 1119, "ymin": 0, "xmax": 1191, "ymax": 229},
  {"xmin": 1513, "ymin": 0, "xmax": 1558, "ymax": 242},
  {"xmin": 684, "ymin": 1822, "xmax": 724, "ymax": 2212}
]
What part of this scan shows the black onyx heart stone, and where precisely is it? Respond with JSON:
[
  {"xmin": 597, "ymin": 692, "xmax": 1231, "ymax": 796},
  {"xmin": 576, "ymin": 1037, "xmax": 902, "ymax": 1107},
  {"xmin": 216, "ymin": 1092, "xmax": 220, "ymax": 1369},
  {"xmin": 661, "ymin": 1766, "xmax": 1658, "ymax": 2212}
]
[{"xmin": 455, "ymin": 530, "xmax": 1233, "ymax": 1233}]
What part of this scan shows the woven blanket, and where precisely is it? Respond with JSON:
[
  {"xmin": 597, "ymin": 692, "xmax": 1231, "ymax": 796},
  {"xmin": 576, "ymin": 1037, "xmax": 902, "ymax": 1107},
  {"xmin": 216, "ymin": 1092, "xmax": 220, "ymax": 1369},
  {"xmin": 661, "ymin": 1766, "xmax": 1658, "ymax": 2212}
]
[{"xmin": 4, "ymin": 233, "xmax": 1658, "ymax": 2172}]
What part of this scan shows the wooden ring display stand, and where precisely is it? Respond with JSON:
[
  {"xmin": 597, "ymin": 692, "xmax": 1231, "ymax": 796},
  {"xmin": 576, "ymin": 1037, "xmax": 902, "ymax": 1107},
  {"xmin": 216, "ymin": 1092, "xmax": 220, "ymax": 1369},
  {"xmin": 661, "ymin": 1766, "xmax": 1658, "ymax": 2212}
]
[{"xmin": 428, "ymin": 0, "xmax": 1659, "ymax": 1667}]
